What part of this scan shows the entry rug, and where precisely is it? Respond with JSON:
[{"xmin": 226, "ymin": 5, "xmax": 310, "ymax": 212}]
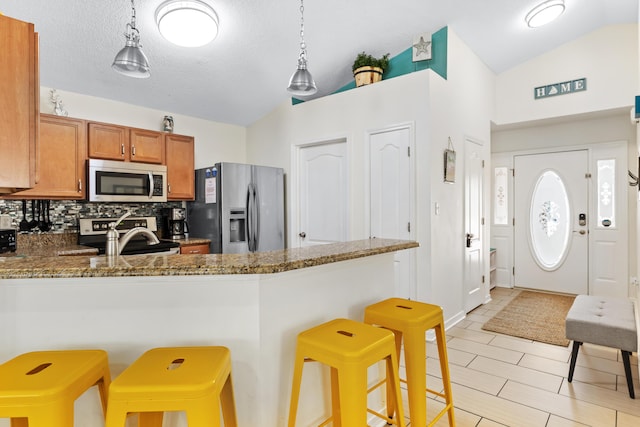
[{"xmin": 481, "ymin": 290, "xmax": 576, "ymax": 347}]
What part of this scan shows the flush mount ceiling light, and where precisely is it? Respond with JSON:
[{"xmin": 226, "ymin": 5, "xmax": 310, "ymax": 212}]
[
  {"xmin": 287, "ymin": 0, "xmax": 317, "ymax": 96},
  {"xmin": 156, "ymin": 0, "xmax": 219, "ymax": 47},
  {"xmin": 525, "ymin": 0, "xmax": 565, "ymax": 28},
  {"xmin": 112, "ymin": 0, "xmax": 150, "ymax": 78}
]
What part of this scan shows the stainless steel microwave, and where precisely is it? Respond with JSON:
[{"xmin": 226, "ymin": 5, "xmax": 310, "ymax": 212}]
[{"xmin": 88, "ymin": 159, "xmax": 167, "ymax": 202}]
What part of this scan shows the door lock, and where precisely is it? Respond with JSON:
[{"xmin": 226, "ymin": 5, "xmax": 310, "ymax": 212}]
[
  {"xmin": 299, "ymin": 232, "xmax": 306, "ymax": 238},
  {"xmin": 579, "ymin": 213, "xmax": 586, "ymax": 226}
]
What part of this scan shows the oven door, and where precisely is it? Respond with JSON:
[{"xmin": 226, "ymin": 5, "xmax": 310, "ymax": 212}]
[{"xmin": 88, "ymin": 159, "xmax": 167, "ymax": 202}]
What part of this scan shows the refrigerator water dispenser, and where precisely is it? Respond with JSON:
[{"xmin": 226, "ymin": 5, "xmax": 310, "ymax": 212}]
[{"xmin": 229, "ymin": 209, "xmax": 246, "ymax": 242}]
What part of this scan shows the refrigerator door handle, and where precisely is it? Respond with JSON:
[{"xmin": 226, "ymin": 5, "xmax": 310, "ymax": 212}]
[
  {"xmin": 247, "ymin": 183, "xmax": 258, "ymax": 252},
  {"xmin": 253, "ymin": 187, "xmax": 260, "ymax": 252},
  {"xmin": 246, "ymin": 184, "xmax": 253, "ymax": 251}
]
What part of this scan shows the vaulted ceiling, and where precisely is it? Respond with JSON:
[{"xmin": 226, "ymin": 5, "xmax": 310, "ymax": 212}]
[{"xmin": 3, "ymin": 0, "xmax": 638, "ymax": 126}]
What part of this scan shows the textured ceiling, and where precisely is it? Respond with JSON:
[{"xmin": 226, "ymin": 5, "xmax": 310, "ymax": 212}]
[{"xmin": 2, "ymin": 0, "xmax": 638, "ymax": 126}]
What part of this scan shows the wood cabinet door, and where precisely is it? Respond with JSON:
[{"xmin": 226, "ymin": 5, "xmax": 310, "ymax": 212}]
[
  {"xmin": 0, "ymin": 15, "xmax": 38, "ymax": 192},
  {"xmin": 130, "ymin": 128, "xmax": 164, "ymax": 164},
  {"xmin": 180, "ymin": 244, "xmax": 210, "ymax": 254},
  {"xmin": 165, "ymin": 134, "xmax": 195, "ymax": 200},
  {"xmin": 88, "ymin": 122, "xmax": 129, "ymax": 161},
  {"xmin": 9, "ymin": 115, "xmax": 87, "ymax": 199}
]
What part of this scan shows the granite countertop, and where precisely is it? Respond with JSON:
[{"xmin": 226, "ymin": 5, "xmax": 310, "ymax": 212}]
[{"xmin": 0, "ymin": 238, "xmax": 418, "ymax": 279}]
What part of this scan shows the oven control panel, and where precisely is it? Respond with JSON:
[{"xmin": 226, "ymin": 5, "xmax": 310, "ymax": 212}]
[
  {"xmin": 78, "ymin": 217, "xmax": 158, "ymax": 236},
  {"xmin": 0, "ymin": 229, "xmax": 17, "ymax": 253}
]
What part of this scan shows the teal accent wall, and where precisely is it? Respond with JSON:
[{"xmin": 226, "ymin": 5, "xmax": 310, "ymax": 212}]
[{"xmin": 292, "ymin": 26, "xmax": 447, "ymax": 105}]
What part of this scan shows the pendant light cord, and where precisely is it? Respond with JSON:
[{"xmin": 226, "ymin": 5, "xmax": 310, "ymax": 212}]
[
  {"xmin": 297, "ymin": 0, "xmax": 307, "ymax": 66},
  {"xmin": 127, "ymin": 0, "xmax": 141, "ymax": 43}
]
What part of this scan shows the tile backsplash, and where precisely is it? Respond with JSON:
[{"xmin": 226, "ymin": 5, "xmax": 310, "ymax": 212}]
[{"xmin": 0, "ymin": 200, "xmax": 183, "ymax": 234}]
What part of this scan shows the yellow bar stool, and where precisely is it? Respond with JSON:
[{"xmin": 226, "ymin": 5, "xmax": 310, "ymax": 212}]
[
  {"xmin": 287, "ymin": 318, "xmax": 406, "ymax": 427},
  {"xmin": 364, "ymin": 298, "xmax": 455, "ymax": 426},
  {"xmin": 0, "ymin": 349, "xmax": 110, "ymax": 427},
  {"xmin": 105, "ymin": 346, "xmax": 237, "ymax": 427}
]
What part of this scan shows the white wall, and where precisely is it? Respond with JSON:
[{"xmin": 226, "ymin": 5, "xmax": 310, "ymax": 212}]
[
  {"xmin": 248, "ymin": 70, "xmax": 430, "ymax": 242},
  {"xmin": 247, "ymin": 27, "xmax": 496, "ymax": 326},
  {"xmin": 495, "ymin": 24, "xmax": 638, "ymax": 126},
  {"xmin": 492, "ymin": 23, "xmax": 639, "ymax": 296},
  {"xmin": 39, "ymin": 87, "xmax": 247, "ymax": 167},
  {"xmin": 427, "ymin": 28, "xmax": 496, "ymax": 319}
]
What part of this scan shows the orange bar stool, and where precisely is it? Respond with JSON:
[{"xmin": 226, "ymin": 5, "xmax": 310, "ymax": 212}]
[
  {"xmin": 0, "ymin": 349, "xmax": 110, "ymax": 427},
  {"xmin": 105, "ymin": 346, "xmax": 237, "ymax": 427},
  {"xmin": 364, "ymin": 298, "xmax": 455, "ymax": 426},
  {"xmin": 287, "ymin": 318, "xmax": 406, "ymax": 427}
]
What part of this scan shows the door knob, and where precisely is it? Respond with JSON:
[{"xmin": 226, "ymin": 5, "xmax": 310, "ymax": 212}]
[
  {"xmin": 299, "ymin": 232, "xmax": 306, "ymax": 238},
  {"xmin": 466, "ymin": 233, "xmax": 474, "ymax": 248}
]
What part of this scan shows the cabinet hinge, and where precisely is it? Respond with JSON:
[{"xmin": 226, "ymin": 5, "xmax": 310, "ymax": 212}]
[
  {"xmin": 512, "ymin": 168, "xmax": 515, "ymax": 177},
  {"xmin": 513, "ymin": 266, "xmax": 515, "ymax": 275}
]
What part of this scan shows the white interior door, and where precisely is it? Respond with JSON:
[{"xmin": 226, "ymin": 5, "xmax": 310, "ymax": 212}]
[
  {"xmin": 514, "ymin": 150, "xmax": 588, "ymax": 294},
  {"xmin": 464, "ymin": 138, "xmax": 485, "ymax": 312},
  {"xmin": 369, "ymin": 126, "xmax": 414, "ymax": 299},
  {"xmin": 297, "ymin": 141, "xmax": 348, "ymax": 247}
]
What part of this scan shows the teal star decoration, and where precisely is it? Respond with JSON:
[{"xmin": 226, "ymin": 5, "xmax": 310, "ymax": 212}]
[{"xmin": 412, "ymin": 36, "xmax": 432, "ymax": 61}]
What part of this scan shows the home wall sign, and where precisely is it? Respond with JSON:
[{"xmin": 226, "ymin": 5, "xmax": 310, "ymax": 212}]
[{"xmin": 534, "ymin": 78, "xmax": 586, "ymax": 100}]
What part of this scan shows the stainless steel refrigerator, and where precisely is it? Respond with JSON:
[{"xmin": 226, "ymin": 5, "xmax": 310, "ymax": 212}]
[{"xmin": 187, "ymin": 163, "xmax": 285, "ymax": 253}]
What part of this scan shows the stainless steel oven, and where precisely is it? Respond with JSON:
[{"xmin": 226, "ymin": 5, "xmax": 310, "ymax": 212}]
[{"xmin": 88, "ymin": 159, "xmax": 167, "ymax": 202}]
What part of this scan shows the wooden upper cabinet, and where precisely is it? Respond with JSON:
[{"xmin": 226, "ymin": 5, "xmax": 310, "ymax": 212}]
[
  {"xmin": 9, "ymin": 115, "xmax": 87, "ymax": 199},
  {"xmin": 88, "ymin": 122, "xmax": 130, "ymax": 161},
  {"xmin": 129, "ymin": 128, "xmax": 164, "ymax": 164},
  {"xmin": 0, "ymin": 15, "xmax": 39, "ymax": 193},
  {"xmin": 88, "ymin": 122, "xmax": 164, "ymax": 164},
  {"xmin": 165, "ymin": 134, "xmax": 195, "ymax": 200}
]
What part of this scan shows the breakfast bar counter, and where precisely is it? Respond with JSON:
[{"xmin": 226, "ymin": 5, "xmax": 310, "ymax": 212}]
[
  {"xmin": 0, "ymin": 238, "xmax": 416, "ymax": 278},
  {"xmin": 0, "ymin": 238, "xmax": 417, "ymax": 427}
]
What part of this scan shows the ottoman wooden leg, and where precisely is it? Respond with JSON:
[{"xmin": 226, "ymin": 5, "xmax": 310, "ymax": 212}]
[
  {"xmin": 567, "ymin": 341, "xmax": 581, "ymax": 382},
  {"xmin": 621, "ymin": 350, "xmax": 635, "ymax": 399}
]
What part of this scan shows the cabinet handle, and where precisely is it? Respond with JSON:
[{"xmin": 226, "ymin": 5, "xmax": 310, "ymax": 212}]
[
  {"xmin": 168, "ymin": 183, "xmax": 171, "ymax": 194},
  {"xmin": 78, "ymin": 179, "xmax": 82, "ymax": 192},
  {"xmin": 131, "ymin": 145, "xmax": 136, "ymax": 156},
  {"xmin": 121, "ymin": 144, "xmax": 125, "ymax": 155}
]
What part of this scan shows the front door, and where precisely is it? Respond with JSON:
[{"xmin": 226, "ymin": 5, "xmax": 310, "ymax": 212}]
[{"xmin": 514, "ymin": 150, "xmax": 588, "ymax": 294}]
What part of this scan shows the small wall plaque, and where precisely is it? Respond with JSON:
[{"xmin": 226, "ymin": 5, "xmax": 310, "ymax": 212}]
[
  {"xmin": 412, "ymin": 33, "xmax": 432, "ymax": 62},
  {"xmin": 534, "ymin": 78, "xmax": 587, "ymax": 100}
]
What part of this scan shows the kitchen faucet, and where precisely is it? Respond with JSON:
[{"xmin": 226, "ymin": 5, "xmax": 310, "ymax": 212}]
[{"xmin": 105, "ymin": 212, "xmax": 160, "ymax": 256}]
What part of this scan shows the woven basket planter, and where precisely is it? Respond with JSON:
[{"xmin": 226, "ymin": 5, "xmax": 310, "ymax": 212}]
[{"xmin": 353, "ymin": 66, "xmax": 383, "ymax": 87}]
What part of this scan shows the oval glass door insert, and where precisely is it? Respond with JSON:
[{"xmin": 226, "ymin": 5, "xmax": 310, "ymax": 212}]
[{"xmin": 529, "ymin": 170, "xmax": 570, "ymax": 270}]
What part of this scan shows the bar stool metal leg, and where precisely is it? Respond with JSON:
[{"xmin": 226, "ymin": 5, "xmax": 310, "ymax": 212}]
[{"xmin": 365, "ymin": 298, "xmax": 456, "ymax": 427}]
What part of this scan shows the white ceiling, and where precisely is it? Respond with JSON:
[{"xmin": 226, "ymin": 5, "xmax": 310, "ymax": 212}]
[{"xmin": 2, "ymin": 0, "xmax": 638, "ymax": 126}]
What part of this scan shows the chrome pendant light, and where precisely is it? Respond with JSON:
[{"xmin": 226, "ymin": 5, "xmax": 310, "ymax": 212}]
[
  {"xmin": 287, "ymin": 0, "xmax": 317, "ymax": 96},
  {"xmin": 112, "ymin": 0, "xmax": 150, "ymax": 78}
]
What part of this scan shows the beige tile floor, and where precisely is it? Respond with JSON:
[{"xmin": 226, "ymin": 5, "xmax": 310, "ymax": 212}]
[{"xmin": 401, "ymin": 287, "xmax": 640, "ymax": 427}]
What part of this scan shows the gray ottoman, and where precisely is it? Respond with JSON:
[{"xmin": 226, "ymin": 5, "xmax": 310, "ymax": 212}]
[{"xmin": 565, "ymin": 295, "xmax": 637, "ymax": 398}]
